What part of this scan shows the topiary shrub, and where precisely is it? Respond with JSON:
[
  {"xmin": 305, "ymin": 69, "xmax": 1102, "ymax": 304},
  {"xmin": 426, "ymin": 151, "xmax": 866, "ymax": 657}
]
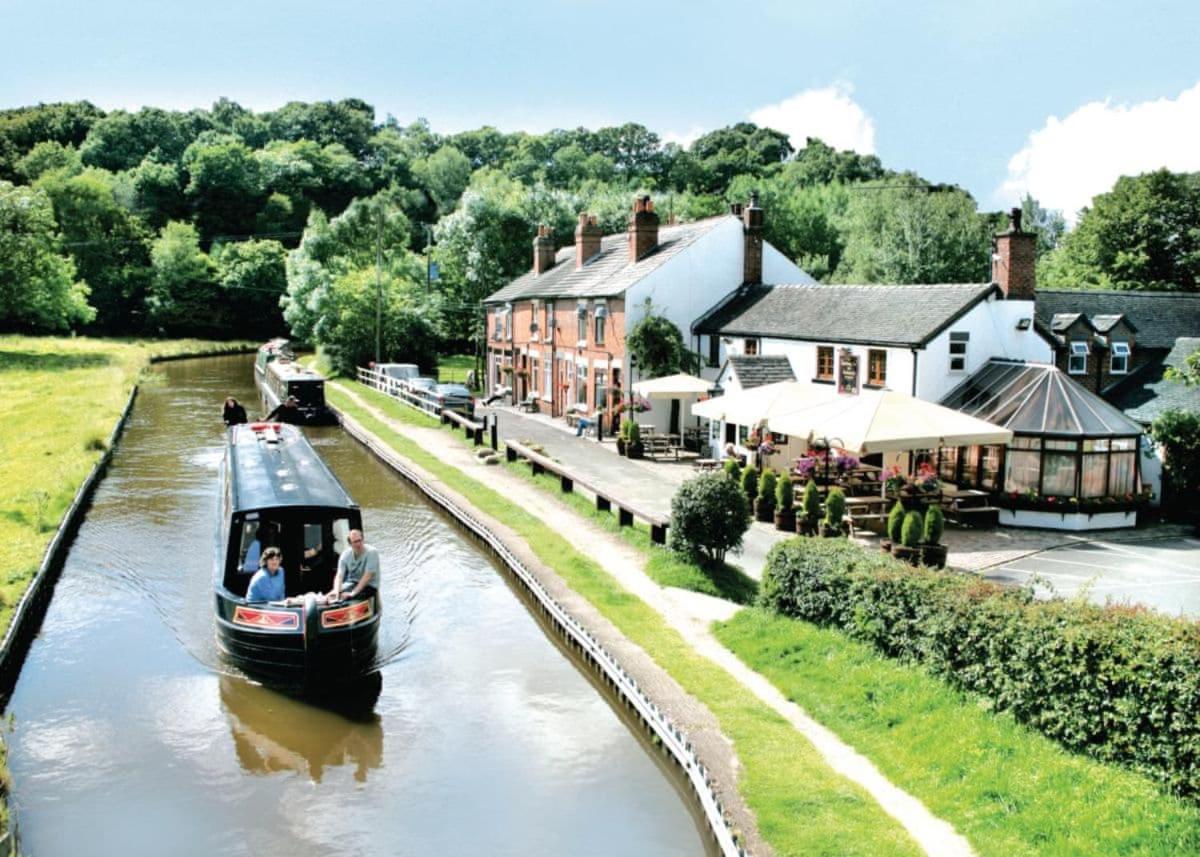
[
  {"xmin": 626, "ymin": 420, "xmax": 643, "ymax": 458},
  {"xmin": 740, "ymin": 465, "xmax": 759, "ymax": 503},
  {"xmin": 887, "ymin": 500, "xmax": 906, "ymax": 543},
  {"xmin": 775, "ymin": 473, "xmax": 793, "ymax": 510},
  {"xmin": 724, "ymin": 458, "xmax": 741, "ymax": 480},
  {"xmin": 799, "ymin": 479, "xmax": 821, "ymax": 535},
  {"xmin": 755, "ymin": 470, "xmax": 778, "ymax": 521},
  {"xmin": 669, "ymin": 472, "xmax": 751, "ymax": 565},
  {"xmin": 923, "ymin": 505, "xmax": 945, "ymax": 545},
  {"xmin": 901, "ymin": 510, "xmax": 923, "ymax": 547},
  {"xmin": 820, "ymin": 487, "xmax": 849, "ymax": 532}
]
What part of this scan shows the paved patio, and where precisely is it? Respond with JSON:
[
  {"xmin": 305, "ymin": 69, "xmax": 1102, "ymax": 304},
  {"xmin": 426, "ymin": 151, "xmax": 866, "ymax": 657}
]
[{"xmin": 482, "ymin": 405, "xmax": 1196, "ymax": 608}]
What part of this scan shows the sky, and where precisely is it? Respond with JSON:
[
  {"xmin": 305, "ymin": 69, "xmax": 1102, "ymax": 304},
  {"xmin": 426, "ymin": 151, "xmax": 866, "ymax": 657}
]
[{"xmin": 4, "ymin": 0, "xmax": 1200, "ymax": 221}]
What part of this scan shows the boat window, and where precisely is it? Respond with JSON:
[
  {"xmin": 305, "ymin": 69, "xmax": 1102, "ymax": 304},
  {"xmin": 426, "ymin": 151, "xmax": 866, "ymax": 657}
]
[
  {"xmin": 331, "ymin": 518, "xmax": 351, "ymax": 555},
  {"xmin": 239, "ymin": 520, "xmax": 279, "ymax": 574}
]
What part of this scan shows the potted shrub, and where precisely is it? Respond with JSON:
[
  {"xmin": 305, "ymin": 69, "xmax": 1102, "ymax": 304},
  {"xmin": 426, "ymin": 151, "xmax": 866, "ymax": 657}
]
[
  {"xmin": 921, "ymin": 505, "xmax": 948, "ymax": 569},
  {"xmin": 796, "ymin": 479, "xmax": 821, "ymax": 536},
  {"xmin": 882, "ymin": 500, "xmax": 905, "ymax": 553},
  {"xmin": 820, "ymin": 487, "xmax": 846, "ymax": 537},
  {"xmin": 773, "ymin": 473, "xmax": 795, "ymax": 531},
  {"xmin": 740, "ymin": 466, "xmax": 759, "ymax": 507},
  {"xmin": 723, "ymin": 458, "xmax": 741, "ymax": 481},
  {"xmin": 755, "ymin": 470, "xmax": 777, "ymax": 523},
  {"xmin": 893, "ymin": 510, "xmax": 923, "ymax": 565},
  {"xmin": 617, "ymin": 419, "xmax": 634, "ymax": 455},
  {"xmin": 626, "ymin": 420, "xmax": 644, "ymax": 459}
]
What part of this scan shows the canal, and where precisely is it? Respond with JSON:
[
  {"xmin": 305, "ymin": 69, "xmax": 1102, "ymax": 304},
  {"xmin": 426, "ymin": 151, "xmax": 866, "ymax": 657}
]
[{"xmin": 5, "ymin": 355, "xmax": 712, "ymax": 856}]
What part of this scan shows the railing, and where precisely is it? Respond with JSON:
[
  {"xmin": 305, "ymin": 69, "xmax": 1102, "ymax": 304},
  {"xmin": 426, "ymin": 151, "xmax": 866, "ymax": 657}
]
[
  {"xmin": 504, "ymin": 439, "xmax": 671, "ymax": 545},
  {"xmin": 356, "ymin": 367, "xmax": 443, "ymax": 418}
]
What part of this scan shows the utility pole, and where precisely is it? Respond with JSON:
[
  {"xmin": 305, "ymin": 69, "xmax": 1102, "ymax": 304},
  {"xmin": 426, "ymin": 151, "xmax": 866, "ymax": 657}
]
[
  {"xmin": 374, "ymin": 206, "xmax": 383, "ymax": 365},
  {"xmin": 424, "ymin": 224, "xmax": 432, "ymax": 293}
]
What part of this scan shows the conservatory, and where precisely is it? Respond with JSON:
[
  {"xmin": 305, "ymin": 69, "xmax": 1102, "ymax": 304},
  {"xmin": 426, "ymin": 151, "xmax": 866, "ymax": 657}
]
[{"xmin": 940, "ymin": 359, "xmax": 1147, "ymax": 530}]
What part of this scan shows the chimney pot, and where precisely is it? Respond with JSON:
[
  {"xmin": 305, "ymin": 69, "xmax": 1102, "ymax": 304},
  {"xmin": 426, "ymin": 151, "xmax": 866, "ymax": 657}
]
[
  {"xmin": 628, "ymin": 194, "xmax": 660, "ymax": 262},
  {"xmin": 575, "ymin": 212, "xmax": 602, "ymax": 269},
  {"xmin": 533, "ymin": 224, "xmax": 556, "ymax": 275}
]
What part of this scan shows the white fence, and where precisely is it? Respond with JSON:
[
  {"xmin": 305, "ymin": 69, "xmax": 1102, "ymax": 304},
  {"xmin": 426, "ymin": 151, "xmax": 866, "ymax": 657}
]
[{"xmin": 356, "ymin": 366, "xmax": 444, "ymax": 417}]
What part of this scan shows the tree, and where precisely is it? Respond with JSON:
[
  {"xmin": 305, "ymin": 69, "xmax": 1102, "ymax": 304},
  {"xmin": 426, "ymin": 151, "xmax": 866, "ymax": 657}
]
[
  {"xmin": 627, "ymin": 299, "xmax": 697, "ymax": 379},
  {"xmin": 1040, "ymin": 170, "xmax": 1200, "ymax": 291},
  {"xmin": 1018, "ymin": 193, "xmax": 1066, "ymax": 259},
  {"xmin": 265, "ymin": 99, "xmax": 376, "ymax": 155},
  {"xmin": 0, "ymin": 101, "xmax": 102, "ymax": 180},
  {"xmin": 668, "ymin": 472, "xmax": 751, "ymax": 564},
  {"xmin": 147, "ymin": 221, "xmax": 220, "ymax": 334},
  {"xmin": 1166, "ymin": 347, "xmax": 1200, "ymax": 387},
  {"xmin": 413, "ymin": 145, "xmax": 472, "ymax": 216},
  {"xmin": 214, "ymin": 239, "xmax": 288, "ymax": 338},
  {"xmin": 15, "ymin": 141, "xmax": 82, "ymax": 182},
  {"xmin": 79, "ymin": 107, "xmax": 207, "ymax": 172},
  {"xmin": 130, "ymin": 156, "xmax": 187, "ymax": 229},
  {"xmin": 181, "ymin": 133, "xmax": 265, "ymax": 241},
  {"xmin": 36, "ymin": 167, "xmax": 152, "ymax": 331},
  {"xmin": 1150, "ymin": 409, "xmax": 1200, "ymax": 511},
  {"xmin": 0, "ymin": 181, "xmax": 93, "ymax": 331},
  {"xmin": 688, "ymin": 123, "xmax": 793, "ymax": 192},
  {"xmin": 784, "ymin": 137, "xmax": 885, "ymax": 187},
  {"xmin": 834, "ymin": 177, "xmax": 990, "ymax": 283}
]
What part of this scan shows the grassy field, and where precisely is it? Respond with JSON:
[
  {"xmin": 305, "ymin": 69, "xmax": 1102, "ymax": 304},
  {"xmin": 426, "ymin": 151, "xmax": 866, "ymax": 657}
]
[
  {"xmin": 436, "ymin": 353, "xmax": 478, "ymax": 387},
  {"xmin": 330, "ymin": 380, "xmax": 921, "ymax": 856},
  {"xmin": 337, "ymin": 376, "xmax": 1200, "ymax": 855}
]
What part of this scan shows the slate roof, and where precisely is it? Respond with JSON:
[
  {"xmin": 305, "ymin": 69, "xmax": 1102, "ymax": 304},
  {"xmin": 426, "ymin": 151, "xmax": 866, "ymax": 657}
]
[
  {"xmin": 727, "ymin": 355, "xmax": 796, "ymax": 389},
  {"xmin": 1109, "ymin": 337, "xmax": 1200, "ymax": 424},
  {"xmin": 941, "ymin": 359, "xmax": 1144, "ymax": 437},
  {"xmin": 693, "ymin": 282, "xmax": 1000, "ymax": 347},
  {"xmin": 485, "ymin": 216, "xmax": 729, "ymax": 303},
  {"xmin": 1037, "ymin": 290, "xmax": 1200, "ymax": 350}
]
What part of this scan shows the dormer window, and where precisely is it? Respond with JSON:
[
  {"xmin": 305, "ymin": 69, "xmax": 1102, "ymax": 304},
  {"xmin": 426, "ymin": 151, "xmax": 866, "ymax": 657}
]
[
  {"xmin": 1110, "ymin": 341, "xmax": 1131, "ymax": 374},
  {"xmin": 1069, "ymin": 340, "xmax": 1089, "ymax": 374}
]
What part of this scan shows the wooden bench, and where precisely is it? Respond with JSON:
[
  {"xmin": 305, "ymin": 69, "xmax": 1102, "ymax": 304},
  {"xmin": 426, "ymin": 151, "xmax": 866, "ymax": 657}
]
[
  {"xmin": 504, "ymin": 440, "xmax": 671, "ymax": 544},
  {"xmin": 442, "ymin": 409, "xmax": 485, "ymax": 446},
  {"xmin": 517, "ymin": 396, "xmax": 537, "ymax": 413}
]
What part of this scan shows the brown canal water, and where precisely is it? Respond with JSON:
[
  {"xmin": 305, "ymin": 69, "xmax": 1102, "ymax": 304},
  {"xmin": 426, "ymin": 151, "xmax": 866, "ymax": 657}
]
[{"xmin": 5, "ymin": 354, "xmax": 712, "ymax": 857}]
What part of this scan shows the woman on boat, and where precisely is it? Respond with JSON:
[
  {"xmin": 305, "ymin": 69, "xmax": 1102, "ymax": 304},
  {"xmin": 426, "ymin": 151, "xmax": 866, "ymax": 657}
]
[
  {"xmin": 223, "ymin": 397, "xmax": 248, "ymax": 426},
  {"xmin": 246, "ymin": 547, "xmax": 287, "ymax": 602}
]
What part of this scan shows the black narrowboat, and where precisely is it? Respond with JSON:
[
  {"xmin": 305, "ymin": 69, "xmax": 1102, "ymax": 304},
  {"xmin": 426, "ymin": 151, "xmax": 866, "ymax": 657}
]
[
  {"xmin": 215, "ymin": 422, "xmax": 379, "ymax": 690},
  {"xmin": 254, "ymin": 339, "xmax": 335, "ymax": 425}
]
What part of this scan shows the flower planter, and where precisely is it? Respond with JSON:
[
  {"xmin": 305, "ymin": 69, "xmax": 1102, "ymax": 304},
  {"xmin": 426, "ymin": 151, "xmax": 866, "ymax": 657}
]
[
  {"xmin": 795, "ymin": 517, "xmax": 818, "ymax": 537},
  {"xmin": 774, "ymin": 508, "xmax": 796, "ymax": 531},
  {"xmin": 818, "ymin": 521, "xmax": 844, "ymax": 538},
  {"xmin": 616, "ymin": 439, "xmax": 626, "ymax": 456},
  {"xmin": 627, "ymin": 442, "xmax": 644, "ymax": 460},
  {"xmin": 920, "ymin": 543, "xmax": 948, "ymax": 569},
  {"xmin": 892, "ymin": 545, "xmax": 920, "ymax": 565},
  {"xmin": 754, "ymin": 499, "xmax": 775, "ymax": 523}
]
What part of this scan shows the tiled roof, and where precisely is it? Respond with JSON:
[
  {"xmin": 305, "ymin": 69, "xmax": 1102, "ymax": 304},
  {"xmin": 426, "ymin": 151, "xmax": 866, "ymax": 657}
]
[
  {"xmin": 1037, "ymin": 290, "xmax": 1200, "ymax": 350},
  {"xmin": 1050, "ymin": 312, "xmax": 1088, "ymax": 332},
  {"xmin": 485, "ymin": 216, "xmax": 729, "ymax": 303},
  {"xmin": 1109, "ymin": 337, "xmax": 1200, "ymax": 424},
  {"xmin": 728, "ymin": 355, "xmax": 796, "ymax": 389},
  {"xmin": 941, "ymin": 359, "xmax": 1144, "ymax": 437},
  {"xmin": 694, "ymin": 282, "xmax": 999, "ymax": 347}
]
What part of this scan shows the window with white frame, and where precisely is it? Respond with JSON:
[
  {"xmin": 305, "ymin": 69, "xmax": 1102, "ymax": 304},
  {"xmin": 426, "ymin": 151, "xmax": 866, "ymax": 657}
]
[
  {"xmin": 1068, "ymin": 340, "xmax": 1088, "ymax": 374},
  {"xmin": 949, "ymin": 331, "xmax": 969, "ymax": 371},
  {"xmin": 594, "ymin": 308, "xmax": 606, "ymax": 345},
  {"xmin": 576, "ymin": 363, "xmax": 588, "ymax": 405},
  {"xmin": 1110, "ymin": 341, "xmax": 1131, "ymax": 374},
  {"xmin": 542, "ymin": 358, "xmax": 552, "ymax": 399},
  {"xmin": 576, "ymin": 304, "xmax": 587, "ymax": 343}
]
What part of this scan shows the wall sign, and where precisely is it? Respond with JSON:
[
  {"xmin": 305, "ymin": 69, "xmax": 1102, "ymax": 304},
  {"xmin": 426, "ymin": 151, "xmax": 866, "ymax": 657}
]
[{"xmin": 838, "ymin": 348, "xmax": 860, "ymax": 395}]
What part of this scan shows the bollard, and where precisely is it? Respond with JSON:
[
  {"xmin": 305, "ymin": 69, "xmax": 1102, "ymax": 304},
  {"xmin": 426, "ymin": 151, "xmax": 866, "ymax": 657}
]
[{"xmin": 490, "ymin": 416, "xmax": 498, "ymax": 451}]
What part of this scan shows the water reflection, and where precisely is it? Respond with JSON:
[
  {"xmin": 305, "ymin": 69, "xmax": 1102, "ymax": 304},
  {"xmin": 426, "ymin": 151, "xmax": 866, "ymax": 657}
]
[{"xmin": 221, "ymin": 677, "xmax": 384, "ymax": 783}]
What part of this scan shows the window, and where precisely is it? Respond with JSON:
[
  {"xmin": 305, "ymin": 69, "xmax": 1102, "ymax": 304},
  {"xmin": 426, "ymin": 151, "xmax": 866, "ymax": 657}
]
[
  {"xmin": 594, "ymin": 369, "xmax": 608, "ymax": 411},
  {"xmin": 576, "ymin": 364, "xmax": 587, "ymax": 405},
  {"xmin": 529, "ymin": 358, "xmax": 539, "ymax": 395},
  {"xmin": 708, "ymin": 336, "xmax": 720, "ymax": 368},
  {"xmin": 816, "ymin": 346, "xmax": 834, "ymax": 380},
  {"xmin": 868, "ymin": 349, "xmax": 887, "ymax": 386},
  {"xmin": 949, "ymin": 331, "xmax": 969, "ymax": 372},
  {"xmin": 1068, "ymin": 340, "xmax": 1088, "ymax": 374},
  {"xmin": 503, "ymin": 307, "xmax": 511, "ymax": 340},
  {"xmin": 544, "ymin": 301, "xmax": 552, "ymax": 334},
  {"xmin": 577, "ymin": 305, "xmax": 587, "ymax": 343},
  {"xmin": 744, "ymin": 338, "xmax": 759, "ymax": 356},
  {"xmin": 594, "ymin": 313, "xmax": 605, "ymax": 345},
  {"xmin": 542, "ymin": 358, "xmax": 552, "ymax": 400},
  {"xmin": 1110, "ymin": 341, "xmax": 1130, "ymax": 374}
]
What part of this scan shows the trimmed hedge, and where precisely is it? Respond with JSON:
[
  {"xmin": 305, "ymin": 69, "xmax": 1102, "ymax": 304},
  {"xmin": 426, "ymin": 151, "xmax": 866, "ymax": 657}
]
[{"xmin": 758, "ymin": 536, "xmax": 1200, "ymax": 799}]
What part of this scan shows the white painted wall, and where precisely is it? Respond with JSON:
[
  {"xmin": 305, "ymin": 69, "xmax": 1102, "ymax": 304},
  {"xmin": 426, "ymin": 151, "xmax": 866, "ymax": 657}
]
[
  {"xmin": 917, "ymin": 295, "xmax": 1053, "ymax": 401},
  {"xmin": 723, "ymin": 336, "xmax": 918, "ymax": 395}
]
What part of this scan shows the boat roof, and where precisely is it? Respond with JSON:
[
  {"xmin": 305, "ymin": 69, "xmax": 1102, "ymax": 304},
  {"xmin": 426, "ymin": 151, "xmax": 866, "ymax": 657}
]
[
  {"xmin": 228, "ymin": 423, "xmax": 356, "ymax": 513},
  {"xmin": 267, "ymin": 358, "xmax": 324, "ymax": 382}
]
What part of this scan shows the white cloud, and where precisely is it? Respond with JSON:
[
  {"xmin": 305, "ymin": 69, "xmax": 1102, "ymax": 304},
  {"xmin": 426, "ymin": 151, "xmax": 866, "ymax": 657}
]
[
  {"xmin": 999, "ymin": 82, "xmax": 1200, "ymax": 222},
  {"xmin": 661, "ymin": 126, "xmax": 706, "ymax": 148},
  {"xmin": 748, "ymin": 83, "xmax": 876, "ymax": 155}
]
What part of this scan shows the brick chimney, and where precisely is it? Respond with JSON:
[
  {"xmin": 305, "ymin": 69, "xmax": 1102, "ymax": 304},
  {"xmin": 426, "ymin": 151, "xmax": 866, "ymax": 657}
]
[
  {"xmin": 532, "ymin": 224, "xmax": 555, "ymax": 274},
  {"xmin": 742, "ymin": 191, "xmax": 764, "ymax": 285},
  {"xmin": 628, "ymin": 195, "xmax": 659, "ymax": 262},
  {"xmin": 993, "ymin": 207, "xmax": 1036, "ymax": 300},
  {"xmin": 575, "ymin": 213, "xmax": 602, "ymax": 270}
]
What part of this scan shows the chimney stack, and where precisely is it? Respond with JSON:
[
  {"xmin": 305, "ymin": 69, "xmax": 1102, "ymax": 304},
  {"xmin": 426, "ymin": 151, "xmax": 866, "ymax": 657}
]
[
  {"xmin": 742, "ymin": 191, "xmax": 764, "ymax": 285},
  {"xmin": 575, "ymin": 213, "xmax": 602, "ymax": 270},
  {"xmin": 628, "ymin": 195, "xmax": 659, "ymax": 262},
  {"xmin": 993, "ymin": 206, "xmax": 1036, "ymax": 300},
  {"xmin": 532, "ymin": 224, "xmax": 556, "ymax": 274}
]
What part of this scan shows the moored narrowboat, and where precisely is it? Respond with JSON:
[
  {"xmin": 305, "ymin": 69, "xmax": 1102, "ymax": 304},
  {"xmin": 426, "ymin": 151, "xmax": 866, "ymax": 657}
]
[
  {"xmin": 215, "ymin": 422, "xmax": 379, "ymax": 690},
  {"xmin": 254, "ymin": 339, "xmax": 334, "ymax": 425}
]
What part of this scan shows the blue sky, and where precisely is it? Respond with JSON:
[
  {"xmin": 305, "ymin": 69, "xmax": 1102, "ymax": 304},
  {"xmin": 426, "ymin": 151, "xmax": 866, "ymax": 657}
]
[{"xmin": 4, "ymin": 0, "xmax": 1199, "ymax": 218}]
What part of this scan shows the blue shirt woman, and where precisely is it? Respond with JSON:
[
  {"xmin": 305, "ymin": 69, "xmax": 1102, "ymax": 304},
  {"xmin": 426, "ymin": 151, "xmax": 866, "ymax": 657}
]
[{"xmin": 246, "ymin": 548, "xmax": 286, "ymax": 602}]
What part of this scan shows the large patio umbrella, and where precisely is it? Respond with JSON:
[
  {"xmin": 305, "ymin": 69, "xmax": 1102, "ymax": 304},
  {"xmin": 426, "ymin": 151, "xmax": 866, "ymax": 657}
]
[
  {"xmin": 632, "ymin": 373, "xmax": 713, "ymax": 397},
  {"xmin": 691, "ymin": 381, "xmax": 833, "ymax": 424},
  {"xmin": 768, "ymin": 389, "xmax": 1012, "ymax": 454}
]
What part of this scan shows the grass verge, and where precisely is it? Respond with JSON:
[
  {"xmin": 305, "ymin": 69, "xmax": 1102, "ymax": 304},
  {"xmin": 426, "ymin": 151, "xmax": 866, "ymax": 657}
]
[
  {"xmin": 329, "ymin": 380, "xmax": 921, "ymax": 856},
  {"xmin": 716, "ymin": 608, "xmax": 1200, "ymax": 856}
]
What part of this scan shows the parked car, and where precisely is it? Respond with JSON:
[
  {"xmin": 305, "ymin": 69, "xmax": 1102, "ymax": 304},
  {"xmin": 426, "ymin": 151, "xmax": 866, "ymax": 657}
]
[
  {"xmin": 375, "ymin": 363, "xmax": 420, "ymax": 395},
  {"xmin": 406, "ymin": 377, "xmax": 438, "ymax": 392},
  {"xmin": 434, "ymin": 383, "xmax": 475, "ymax": 418}
]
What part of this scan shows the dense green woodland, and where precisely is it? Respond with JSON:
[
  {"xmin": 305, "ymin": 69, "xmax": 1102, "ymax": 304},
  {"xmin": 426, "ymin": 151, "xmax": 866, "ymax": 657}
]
[{"xmin": 2, "ymin": 98, "xmax": 1198, "ymax": 373}]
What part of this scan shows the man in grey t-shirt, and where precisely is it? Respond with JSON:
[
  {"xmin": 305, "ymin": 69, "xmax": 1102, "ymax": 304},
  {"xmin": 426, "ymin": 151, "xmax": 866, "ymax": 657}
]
[{"xmin": 328, "ymin": 529, "xmax": 379, "ymax": 601}]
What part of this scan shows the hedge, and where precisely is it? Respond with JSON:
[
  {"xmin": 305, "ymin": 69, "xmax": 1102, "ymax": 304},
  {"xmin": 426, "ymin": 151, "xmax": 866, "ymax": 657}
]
[{"xmin": 758, "ymin": 536, "xmax": 1200, "ymax": 799}]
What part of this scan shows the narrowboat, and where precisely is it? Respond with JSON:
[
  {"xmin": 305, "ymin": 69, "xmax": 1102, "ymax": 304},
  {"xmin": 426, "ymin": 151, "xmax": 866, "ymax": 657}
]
[
  {"xmin": 215, "ymin": 422, "xmax": 380, "ymax": 690},
  {"xmin": 254, "ymin": 339, "xmax": 335, "ymax": 425}
]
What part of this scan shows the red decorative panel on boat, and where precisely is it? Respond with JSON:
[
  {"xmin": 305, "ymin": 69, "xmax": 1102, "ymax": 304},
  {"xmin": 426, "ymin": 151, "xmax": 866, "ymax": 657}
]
[
  {"xmin": 321, "ymin": 599, "xmax": 374, "ymax": 629},
  {"xmin": 233, "ymin": 606, "xmax": 300, "ymax": 630}
]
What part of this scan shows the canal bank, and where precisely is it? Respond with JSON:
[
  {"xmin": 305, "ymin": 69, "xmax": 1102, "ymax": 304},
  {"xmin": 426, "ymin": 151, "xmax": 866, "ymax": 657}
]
[
  {"xmin": 327, "ymin": 382, "xmax": 956, "ymax": 856},
  {"xmin": 3, "ymin": 353, "xmax": 715, "ymax": 857}
]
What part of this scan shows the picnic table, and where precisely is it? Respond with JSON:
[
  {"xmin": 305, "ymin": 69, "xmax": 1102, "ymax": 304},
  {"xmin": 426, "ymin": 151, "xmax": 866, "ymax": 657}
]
[
  {"xmin": 643, "ymin": 434, "xmax": 681, "ymax": 460},
  {"xmin": 692, "ymin": 457, "xmax": 719, "ymax": 471}
]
